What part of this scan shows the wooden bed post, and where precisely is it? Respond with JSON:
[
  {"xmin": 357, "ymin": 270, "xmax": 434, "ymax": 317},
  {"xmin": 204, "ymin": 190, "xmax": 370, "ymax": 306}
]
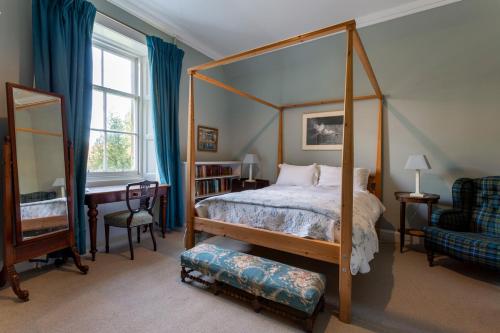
[
  {"xmin": 185, "ymin": 72, "xmax": 196, "ymax": 249},
  {"xmin": 183, "ymin": 19, "xmax": 383, "ymax": 324},
  {"xmin": 277, "ymin": 107, "xmax": 284, "ymax": 175},
  {"xmin": 375, "ymin": 97, "xmax": 383, "ymax": 199},
  {"xmin": 339, "ymin": 24, "xmax": 355, "ymax": 324}
]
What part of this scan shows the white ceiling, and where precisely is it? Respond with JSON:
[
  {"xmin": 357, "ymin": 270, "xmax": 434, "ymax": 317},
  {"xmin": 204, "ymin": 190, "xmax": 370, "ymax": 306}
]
[{"xmin": 108, "ymin": 0, "xmax": 461, "ymax": 59}]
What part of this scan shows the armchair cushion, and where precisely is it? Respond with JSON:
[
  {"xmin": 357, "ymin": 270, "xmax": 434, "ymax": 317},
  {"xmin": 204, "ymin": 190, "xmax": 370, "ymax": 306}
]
[
  {"xmin": 424, "ymin": 226, "xmax": 500, "ymax": 270},
  {"xmin": 431, "ymin": 207, "xmax": 469, "ymax": 231},
  {"xmin": 475, "ymin": 192, "xmax": 500, "ymax": 236}
]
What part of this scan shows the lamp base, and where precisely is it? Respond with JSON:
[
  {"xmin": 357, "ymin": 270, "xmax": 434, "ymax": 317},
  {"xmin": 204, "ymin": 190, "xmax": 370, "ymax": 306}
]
[
  {"xmin": 245, "ymin": 179, "xmax": 256, "ymax": 183},
  {"xmin": 410, "ymin": 192, "xmax": 424, "ymax": 198}
]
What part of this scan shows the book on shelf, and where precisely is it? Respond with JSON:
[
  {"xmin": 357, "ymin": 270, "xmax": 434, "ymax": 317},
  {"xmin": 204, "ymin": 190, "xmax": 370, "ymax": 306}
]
[
  {"xmin": 195, "ymin": 178, "xmax": 231, "ymax": 197},
  {"xmin": 195, "ymin": 165, "xmax": 233, "ymax": 178}
]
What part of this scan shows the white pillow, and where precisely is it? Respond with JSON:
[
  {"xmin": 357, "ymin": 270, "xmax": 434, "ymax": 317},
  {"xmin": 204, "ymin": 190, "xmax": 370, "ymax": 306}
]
[
  {"xmin": 317, "ymin": 165, "xmax": 370, "ymax": 191},
  {"xmin": 354, "ymin": 168, "xmax": 370, "ymax": 191},
  {"xmin": 276, "ymin": 163, "xmax": 318, "ymax": 186},
  {"xmin": 317, "ymin": 165, "xmax": 341, "ymax": 186}
]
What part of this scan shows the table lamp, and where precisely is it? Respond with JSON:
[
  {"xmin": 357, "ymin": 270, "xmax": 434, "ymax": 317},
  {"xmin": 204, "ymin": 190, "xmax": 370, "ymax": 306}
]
[
  {"xmin": 404, "ymin": 154, "xmax": 431, "ymax": 197},
  {"xmin": 52, "ymin": 177, "xmax": 66, "ymax": 197},
  {"xmin": 243, "ymin": 153, "xmax": 260, "ymax": 182}
]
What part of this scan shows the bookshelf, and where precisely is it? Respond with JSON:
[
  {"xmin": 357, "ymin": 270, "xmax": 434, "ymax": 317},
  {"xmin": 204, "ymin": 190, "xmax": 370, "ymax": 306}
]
[{"xmin": 183, "ymin": 161, "xmax": 242, "ymax": 202}]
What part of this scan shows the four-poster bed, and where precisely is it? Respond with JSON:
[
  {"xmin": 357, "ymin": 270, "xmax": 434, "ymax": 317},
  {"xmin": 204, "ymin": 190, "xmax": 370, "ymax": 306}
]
[{"xmin": 184, "ymin": 19, "xmax": 383, "ymax": 323}]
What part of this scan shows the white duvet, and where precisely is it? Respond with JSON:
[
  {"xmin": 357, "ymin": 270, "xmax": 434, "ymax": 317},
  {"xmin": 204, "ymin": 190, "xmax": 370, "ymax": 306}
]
[{"xmin": 195, "ymin": 185, "xmax": 385, "ymax": 274}]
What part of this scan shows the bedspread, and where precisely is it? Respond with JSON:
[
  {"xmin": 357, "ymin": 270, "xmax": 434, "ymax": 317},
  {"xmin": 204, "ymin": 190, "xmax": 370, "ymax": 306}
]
[{"xmin": 195, "ymin": 185, "xmax": 385, "ymax": 274}]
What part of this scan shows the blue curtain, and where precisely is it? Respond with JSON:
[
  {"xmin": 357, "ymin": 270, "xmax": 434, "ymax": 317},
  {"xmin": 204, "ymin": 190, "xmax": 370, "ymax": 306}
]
[
  {"xmin": 32, "ymin": 0, "xmax": 96, "ymax": 253},
  {"xmin": 147, "ymin": 36, "xmax": 185, "ymax": 230}
]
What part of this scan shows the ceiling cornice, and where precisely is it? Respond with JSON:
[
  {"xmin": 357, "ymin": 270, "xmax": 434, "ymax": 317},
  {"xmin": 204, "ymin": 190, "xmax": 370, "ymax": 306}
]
[
  {"xmin": 107, "ymin": 0, "xmax": 462, "ymax": 60},
  {"xmin": 106, "ymin": 0, "xmax": 223, "ymax": 59},
  {"xmin": 356, "ymin": 0, "xmax": 463, "ymax": 28}
]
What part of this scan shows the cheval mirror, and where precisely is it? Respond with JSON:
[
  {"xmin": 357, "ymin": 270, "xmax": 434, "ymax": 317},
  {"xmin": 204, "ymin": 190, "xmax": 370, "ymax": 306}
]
[{"xmin": 0, "ymin": 83, "xmax": 88, "ymax": 302}]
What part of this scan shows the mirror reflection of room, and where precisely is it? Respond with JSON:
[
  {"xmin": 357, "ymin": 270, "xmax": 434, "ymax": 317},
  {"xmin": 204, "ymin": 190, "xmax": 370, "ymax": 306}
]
[{"xmin": 13, "ymin": 87, "xmax": 69, "ymax": 240}]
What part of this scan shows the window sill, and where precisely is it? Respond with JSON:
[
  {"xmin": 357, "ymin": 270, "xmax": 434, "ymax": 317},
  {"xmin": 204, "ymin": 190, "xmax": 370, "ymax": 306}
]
[{"xmin": 86, "ymin": 176, "xmax": 143, "ymax": 188}]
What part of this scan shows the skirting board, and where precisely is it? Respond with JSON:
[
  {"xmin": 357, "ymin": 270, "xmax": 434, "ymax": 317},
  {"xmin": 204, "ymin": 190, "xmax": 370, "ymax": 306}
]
[{"xmin": 378, "ymin": 228, "xmax": 424, "ymax": 246}]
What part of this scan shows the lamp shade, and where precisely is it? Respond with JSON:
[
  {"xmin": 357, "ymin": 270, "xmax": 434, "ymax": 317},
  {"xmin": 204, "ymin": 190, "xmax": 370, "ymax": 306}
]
[
  {"xmin": 404, "ymin": 154, "xmax": 431, "ymax": 170},
  {"xmin": 243, "ymin": 153, "xmax": 259, "ymax": 164},
  {"xmin": 52, "ymin": 177, "xmax": 65, "ymax": 187}
]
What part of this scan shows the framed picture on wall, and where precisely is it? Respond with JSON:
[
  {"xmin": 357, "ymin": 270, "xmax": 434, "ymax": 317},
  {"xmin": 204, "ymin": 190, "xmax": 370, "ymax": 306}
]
[
  {"xmin": 197, "ymin": 125, "xmax": 218, "ymax": 152},
  {"xmin": 302, "ymin": 110, "xmax": 344, "ymax": 150}
]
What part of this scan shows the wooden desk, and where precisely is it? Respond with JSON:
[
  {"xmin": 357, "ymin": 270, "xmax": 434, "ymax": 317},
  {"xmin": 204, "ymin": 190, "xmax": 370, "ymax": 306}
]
[{"xmin": 84, "ymin": 184, "xmax": 170, "ymax": 261}]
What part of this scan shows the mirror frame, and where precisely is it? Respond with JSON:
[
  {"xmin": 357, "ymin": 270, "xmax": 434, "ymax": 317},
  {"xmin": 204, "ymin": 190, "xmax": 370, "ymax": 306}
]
[{"xmin": 5, "ymin": 82, "xmax": 74, "ymax": 245}]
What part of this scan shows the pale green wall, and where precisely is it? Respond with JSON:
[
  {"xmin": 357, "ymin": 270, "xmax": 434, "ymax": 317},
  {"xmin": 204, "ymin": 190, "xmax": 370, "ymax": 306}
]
[
  {"xmin": 224, "ymin": 0, "xmax": 500, "ymax": 231},
  {"xmin": 90, "ymin": 0, "xmax": 233, "ymax": 161},
  {"xmin": 0, "ymin": 0, "xmax": 231, "ymax": 262}
]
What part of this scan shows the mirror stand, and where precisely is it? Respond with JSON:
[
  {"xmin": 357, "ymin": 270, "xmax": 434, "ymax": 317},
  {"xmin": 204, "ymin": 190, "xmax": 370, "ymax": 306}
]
[{"xmin": 2, "ymin": 136, "xmax": 88, "ymax": 302}]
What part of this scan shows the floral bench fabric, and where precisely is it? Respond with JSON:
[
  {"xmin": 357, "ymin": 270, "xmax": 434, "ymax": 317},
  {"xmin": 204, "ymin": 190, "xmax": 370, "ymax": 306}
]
[{"xmin": 181, "ymin": 243, "xmax": 326, "ymax": 315}]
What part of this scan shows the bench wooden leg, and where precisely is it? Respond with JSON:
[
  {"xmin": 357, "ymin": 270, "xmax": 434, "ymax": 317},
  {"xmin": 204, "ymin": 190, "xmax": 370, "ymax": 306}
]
[
  {"xmin": 181, "ymin": 266, "xmax": 187, "ymax": 283},
  {"xmin": 304, "ymin": 318, "xmax": 313, "ymax": 333},
  {"xmin": 427, "ymin": 250, "xmax": 435, "ymax": 267},
  {"xmin": 251, "ymin": 297, "xmax": 262, "ymax": 313}
]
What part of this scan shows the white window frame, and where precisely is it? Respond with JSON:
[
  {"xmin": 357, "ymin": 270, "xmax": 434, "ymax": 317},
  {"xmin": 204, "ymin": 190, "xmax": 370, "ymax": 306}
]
[{"xmin": 86, "ymin": 25, "xmax": 152, "ymax": 187}]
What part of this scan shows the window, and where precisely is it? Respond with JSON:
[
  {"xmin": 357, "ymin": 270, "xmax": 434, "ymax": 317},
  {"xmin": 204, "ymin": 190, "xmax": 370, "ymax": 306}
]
[
  {"xmin": 89, "ymin": 45, "xmax": 138, "ymax": 174},
  {"xmin": 87, "ymin": 18, "xmax": 156, "ymax": 185}
]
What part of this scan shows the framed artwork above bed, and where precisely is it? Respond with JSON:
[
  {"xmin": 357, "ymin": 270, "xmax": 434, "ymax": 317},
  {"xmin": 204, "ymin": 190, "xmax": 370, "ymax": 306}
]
[
  {"xmin": 302, "ymin": 110, "xmax": 344, "ymax": 150},
  {"xmin": 197, "ymin": 125, "xmax": 218, "ymax": 152}
]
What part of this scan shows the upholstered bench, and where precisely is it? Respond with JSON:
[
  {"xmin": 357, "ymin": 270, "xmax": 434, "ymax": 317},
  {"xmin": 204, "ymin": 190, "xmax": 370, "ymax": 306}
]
[{"xmin": 180, "ymin": 243, "xmax": 326, "ymax": 332}]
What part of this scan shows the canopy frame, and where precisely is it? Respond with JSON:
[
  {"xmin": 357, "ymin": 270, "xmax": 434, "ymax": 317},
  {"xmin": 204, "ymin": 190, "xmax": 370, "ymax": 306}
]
[{"xmin": 185, "ymin": 20, "xmax": 383, "ymax": 324}]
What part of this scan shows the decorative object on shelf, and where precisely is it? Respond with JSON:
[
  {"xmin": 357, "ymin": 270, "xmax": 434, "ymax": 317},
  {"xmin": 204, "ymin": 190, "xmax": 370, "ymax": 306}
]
[
  {"xmin": 302, "ymin": 110, "xmax": 344, "ymax": 150},
  {"xmin": 52, "ymin": 177, "xmax": 66, "ymax": 197},
  {"xmin": 243, "ymin": 153, "xmax": 259, "ymax": 182},
  {"xmin": 404, "ymin": 154, "xmax": 431, "ymax": 197},
  {"xmin": 197, "ymin": 125, "xmax": 218, "ymax": 152}
]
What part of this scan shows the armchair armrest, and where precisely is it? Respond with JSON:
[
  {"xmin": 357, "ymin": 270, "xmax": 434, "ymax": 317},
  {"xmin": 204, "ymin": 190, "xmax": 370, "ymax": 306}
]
[{"xmin": 431, "ymin": 207, "xmax": 469, "ymax": 231}]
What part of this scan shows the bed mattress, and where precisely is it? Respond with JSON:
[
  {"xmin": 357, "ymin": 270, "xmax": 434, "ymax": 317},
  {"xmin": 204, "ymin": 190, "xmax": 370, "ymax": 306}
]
[
  {"xmin": 195, "ymin": 185, "xmax": 385, "ymax": 274},
  {"xmin": 20, "ymin": 197, "xmax": 68, "ymax": 220}
]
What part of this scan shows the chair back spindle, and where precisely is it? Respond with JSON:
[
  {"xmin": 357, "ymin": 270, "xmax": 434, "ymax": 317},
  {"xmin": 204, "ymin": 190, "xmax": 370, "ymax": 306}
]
[{"xmin": 126, "ymin": 180, "xmax": 159, "ymax": 215}]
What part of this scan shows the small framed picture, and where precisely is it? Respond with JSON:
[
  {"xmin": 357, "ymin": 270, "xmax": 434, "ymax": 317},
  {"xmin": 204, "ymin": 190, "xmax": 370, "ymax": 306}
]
[
  {"xmin": 302, "ymin": 110, "xmax": 344, "ymax": 150},
  {"xmin": 197, "ymin": 125, "xmax": 218, "ymax": 152}
]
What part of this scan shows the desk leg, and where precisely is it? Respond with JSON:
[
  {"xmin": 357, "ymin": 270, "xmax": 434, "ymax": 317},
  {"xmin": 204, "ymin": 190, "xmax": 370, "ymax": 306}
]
[
  {"xmin": 88, "ymin": 203, "xmax": 98, "ymax": 261},
  {"xmin": 160, "ymin": 194, "xmax": 167, "ymax": 238},
  {"xmin": 0, "ymin": 265, "xmax": 6, "ymax": 288},
  {"xmin": 427, "ymin": 203, "xmax": 433, "ymax": 226},
  {"xmin": 400, "ymin": 202, "xmax": 406, "ymax": 253}
]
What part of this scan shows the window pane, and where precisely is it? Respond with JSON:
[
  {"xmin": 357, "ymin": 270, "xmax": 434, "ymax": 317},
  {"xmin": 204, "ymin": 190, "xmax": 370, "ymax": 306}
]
[
  {"xmin": 103, "ymin": 51, "xmax": 133, "ymax": 93},
  {"xmin": 105, "ymin": 133, "xmax": 136, "ymax": 171},
  {"xmin": 92, "ymin": 47, "xmax": 102, "ymax": 85},
  {"xmin": 106, "ymin": 94, "xmax": 134, "ymax": 133},
  {"xmin": 87, "ymin": 131, "xmax": 104, "ymax": 172},
  {"xmin": 91, "ymin": 90, "xmax": 104, "ymax": 130}
]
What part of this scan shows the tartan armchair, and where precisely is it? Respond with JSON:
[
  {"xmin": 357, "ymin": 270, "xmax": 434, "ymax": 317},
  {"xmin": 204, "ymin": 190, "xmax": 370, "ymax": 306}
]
[{"xmin": 424, "ymin": 177, "xmax": 500, "ymax": 270}]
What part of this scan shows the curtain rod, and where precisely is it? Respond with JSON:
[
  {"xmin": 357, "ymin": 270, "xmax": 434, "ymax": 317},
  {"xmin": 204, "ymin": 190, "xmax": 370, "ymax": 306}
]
[{"xmin": 96, "ymin": 10, "xmax": 178, "ymax": 45}]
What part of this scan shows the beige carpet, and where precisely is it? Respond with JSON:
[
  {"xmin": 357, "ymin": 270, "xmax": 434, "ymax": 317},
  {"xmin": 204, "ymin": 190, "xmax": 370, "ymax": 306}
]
[{"xmin": 0, "ymin": 231, "xmax": 498, "ymax": 333}]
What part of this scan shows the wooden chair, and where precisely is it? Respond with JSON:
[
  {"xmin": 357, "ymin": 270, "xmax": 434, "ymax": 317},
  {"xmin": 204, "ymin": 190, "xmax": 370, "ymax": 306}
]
[{"xmin": 104, "ymin": 180, "xmax": 159, "ymax": 260}]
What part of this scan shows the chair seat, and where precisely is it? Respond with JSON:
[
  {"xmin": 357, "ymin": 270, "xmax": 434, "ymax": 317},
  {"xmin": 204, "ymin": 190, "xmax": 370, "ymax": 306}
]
[
  {"xmin": 424, "ymin": 226, "xmax": 500, "ymax": 269},
  {"xmin": 104, "ymin": 210, "xmax": 153, "ymax": 228}
]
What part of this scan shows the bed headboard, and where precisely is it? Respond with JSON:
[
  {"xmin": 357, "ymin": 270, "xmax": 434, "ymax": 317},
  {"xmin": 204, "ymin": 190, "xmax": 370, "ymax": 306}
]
[{"xmin": 367, "ymin": 174, "xmax": 377, "ymax": 195}]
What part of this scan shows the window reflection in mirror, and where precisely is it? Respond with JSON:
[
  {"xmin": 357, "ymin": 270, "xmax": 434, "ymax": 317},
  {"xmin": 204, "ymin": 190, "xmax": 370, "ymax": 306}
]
[{"xmin": 12, "ymin": 87, "xmax": 69, "ymax": 240}]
